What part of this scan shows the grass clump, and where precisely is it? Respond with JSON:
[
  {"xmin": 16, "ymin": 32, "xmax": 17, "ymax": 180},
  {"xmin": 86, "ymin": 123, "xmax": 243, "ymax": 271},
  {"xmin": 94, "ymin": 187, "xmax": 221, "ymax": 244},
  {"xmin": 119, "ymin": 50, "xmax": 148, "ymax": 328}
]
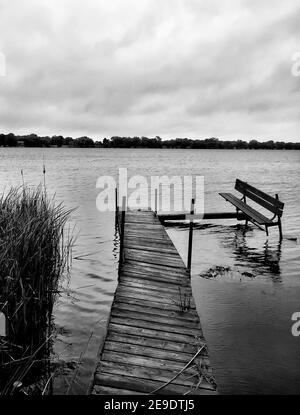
[{"xmin": 0, "ymin": 185, "xmax": 74, "ymax": 394}]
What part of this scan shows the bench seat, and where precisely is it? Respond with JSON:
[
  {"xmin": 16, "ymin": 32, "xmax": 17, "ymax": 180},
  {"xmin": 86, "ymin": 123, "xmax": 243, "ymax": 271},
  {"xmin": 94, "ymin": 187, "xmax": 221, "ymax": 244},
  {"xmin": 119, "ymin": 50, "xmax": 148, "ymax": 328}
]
[{"xmin": 219, "ymin": 192, "xmax": 273, "ymax": 225}]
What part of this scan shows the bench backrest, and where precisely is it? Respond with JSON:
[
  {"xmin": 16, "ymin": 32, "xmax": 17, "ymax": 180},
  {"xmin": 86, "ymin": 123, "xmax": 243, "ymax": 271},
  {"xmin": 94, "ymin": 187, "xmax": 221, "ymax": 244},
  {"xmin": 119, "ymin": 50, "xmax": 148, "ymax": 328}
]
[{"xmin": 235, "ymin": 179, "xmax": 284, "ymax": 217}]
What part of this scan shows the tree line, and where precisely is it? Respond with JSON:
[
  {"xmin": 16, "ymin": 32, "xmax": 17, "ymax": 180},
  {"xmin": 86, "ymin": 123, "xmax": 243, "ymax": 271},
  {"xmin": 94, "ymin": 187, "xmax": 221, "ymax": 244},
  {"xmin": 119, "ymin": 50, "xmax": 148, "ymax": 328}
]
[{"xmin": 1, "ymin": 133, "xmax": 300, "ymax": 150}]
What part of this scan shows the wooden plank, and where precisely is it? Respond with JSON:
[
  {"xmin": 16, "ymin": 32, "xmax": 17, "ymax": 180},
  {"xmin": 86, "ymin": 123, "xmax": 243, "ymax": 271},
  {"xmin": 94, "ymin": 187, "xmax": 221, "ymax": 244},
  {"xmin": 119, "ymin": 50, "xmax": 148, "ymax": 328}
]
[
  {"xmin": 113, "ymin": 300, "xmax": 199, "ymax": 322},
  {"xmin": 113, "ymin": 300, "xmax": 200, "ymax": 324},
  {"xmin": 109, "ymin": 316, "xmax": 200, "ymax": 336},
  {"xmin": 118, "ymin": 279, "xmax": 188, "ymax": 295},
  {"xmin": 123, "ymin": 261, "xmax": 189, "ymax": 276},
  {"xmin": 96, "ymin": 361, "xmax": 214, "ymax": 390},
  {"xmin": 242, "ymin": 187, "xmax": 281, "ymax": 214},
  {"xmin": 125, "ymin": 249, "xmax": 185, "ymax": 266},
  {"xmin": 108, "ymin": 323, "xmax": 203, "ymax": 344},
  {"xmin": 117, "ymin": 283, "xmax": 193, "ymax": 300},
  {"xmin": 126, "ymin": 222, "xmax": 163, "ymax": 229},
  {"xmin": 92, "ymin": 385, "xmax": 145, "ymax": 395},
  {"xmin": 97, "ymin": 361, "xmax": 196, "ymax": 387},
  {"xmin": 106, "ymin": 332, "xmax": 200, "ymax": 354},
  {"xmin": 101, "ymin": 350, "xmax": 201, "ymax": 375},
  {"xmin": 104, "ymin": 341, "xmax": 192, "ymax": 363},
  {"xmin": 122, "ymin": 269, "xmax": 184, "ymax": 283},
  {"xmin": 119, "ymin": 276, "xmax": 190, "ymax": 292},
  {"xmin": 122, "ymin": 270, "xmax": 183, "ymax": 285},
  {"xmin": 235, "ymin": 178, "xmax": 284, "ymax": 209},
  {"xmin": 103, "ymin": 340, "xmax": 205, "ymax": 364},
  {"xmin": 95, "ymin": 373, "xmax": 214, "ymax": 395},
  {"xmin": 219, "ymin": 193, "xmax": 272, "ymax": 224},
  {"xmin": 116, "ymin": 287, "xmax": 196, "ymax": 309},
  {"xmin": 113, "ymin": 296, "xmax": 190, "ymax": 313},
  {"xmin": 124, "ymin": 243, "xmax": 179, "ymax": 255},
  {"xmin": 114, "ymin": 294, "xmax": 192, "ymax": 314},
  {"xmin": 117, "ymin": 284, "xmax": 181, "ymax": 300},
  {"xmin": 110, "ymin": 308, "xmax": 199, "ymax": 330},
  {"xmin": 124, "ymin": 236, "xmax": 174, "ymax": 247},
  {"xmin": 125, "ymin": 258, "xmax": 187, "ymax": 272}
]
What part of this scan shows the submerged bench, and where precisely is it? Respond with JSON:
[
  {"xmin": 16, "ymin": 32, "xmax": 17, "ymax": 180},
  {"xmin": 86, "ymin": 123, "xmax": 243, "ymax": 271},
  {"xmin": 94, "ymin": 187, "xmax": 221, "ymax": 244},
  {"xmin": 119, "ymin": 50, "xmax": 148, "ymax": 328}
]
[{"xmin": 219, "ymin": 179, "xmax": 284, "ymax": 240}]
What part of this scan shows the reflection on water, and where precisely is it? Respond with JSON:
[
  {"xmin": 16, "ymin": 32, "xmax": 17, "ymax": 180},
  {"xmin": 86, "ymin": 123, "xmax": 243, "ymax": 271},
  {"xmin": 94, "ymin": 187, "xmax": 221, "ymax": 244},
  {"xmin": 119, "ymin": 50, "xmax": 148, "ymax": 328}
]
[
  {"xmin": 168, "ymin": 220, "xmax": 300, "ymax": 394},
  {"xmin": 220, "ymin": 225, "xmax": 282, "ymax": 283}
]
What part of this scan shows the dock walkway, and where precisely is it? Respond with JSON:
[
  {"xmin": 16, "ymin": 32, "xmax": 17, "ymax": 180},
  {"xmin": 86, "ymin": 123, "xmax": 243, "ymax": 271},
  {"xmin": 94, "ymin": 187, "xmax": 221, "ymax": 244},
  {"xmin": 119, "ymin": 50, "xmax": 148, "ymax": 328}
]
[{"xmin": 91, "ymin": 209, "xmax": 216, "ymax": 395}]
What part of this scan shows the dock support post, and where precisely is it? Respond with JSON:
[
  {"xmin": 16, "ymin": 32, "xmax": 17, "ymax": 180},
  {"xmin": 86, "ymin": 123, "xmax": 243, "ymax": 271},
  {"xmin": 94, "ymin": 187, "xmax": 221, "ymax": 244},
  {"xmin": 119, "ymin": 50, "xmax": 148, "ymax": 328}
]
[
  {"xmin": 187, "ymin": 198, "xmax": 195, "ymax": 276},
  {"xmin": 275, "ymin": 194, "xmax": 283, "ymax": 241},
  {"xmin": 119, "ymin": 196, "xmax": 126, "ymax": 271},
  {"xmin": 154, "ymin": 188, "xmax": 158, "ymax": 216},
  {"xmin": 115, "ymin": 187, "xmax": 118, "ymax": 228}
]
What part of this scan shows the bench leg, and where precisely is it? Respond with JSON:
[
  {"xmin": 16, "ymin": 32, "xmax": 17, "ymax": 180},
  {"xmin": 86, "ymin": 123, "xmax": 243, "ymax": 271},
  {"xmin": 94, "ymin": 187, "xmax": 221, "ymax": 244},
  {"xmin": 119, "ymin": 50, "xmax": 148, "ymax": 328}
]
[
  {"xmin": 278, "ymin": 218, "xmax": 283, "ymax": 241},
  {"xmin": 265, "ymin": 225, "xmax": 269, "ymax": 236}
]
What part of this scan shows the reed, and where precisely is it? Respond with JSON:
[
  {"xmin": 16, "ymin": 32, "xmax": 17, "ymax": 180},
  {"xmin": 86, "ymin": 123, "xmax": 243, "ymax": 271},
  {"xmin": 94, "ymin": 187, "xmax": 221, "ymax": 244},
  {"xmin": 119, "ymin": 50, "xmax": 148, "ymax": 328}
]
[{"xmin": 0, "ymin": 185, "xmax": 74, "ymax": 394}]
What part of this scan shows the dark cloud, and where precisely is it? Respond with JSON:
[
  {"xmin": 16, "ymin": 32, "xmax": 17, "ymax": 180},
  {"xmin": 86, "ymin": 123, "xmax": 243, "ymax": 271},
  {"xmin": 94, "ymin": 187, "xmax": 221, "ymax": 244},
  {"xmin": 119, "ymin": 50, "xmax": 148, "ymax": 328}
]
[{"xmin": 0, "ymin": 0, "xmax": 299, "ymax": 140}]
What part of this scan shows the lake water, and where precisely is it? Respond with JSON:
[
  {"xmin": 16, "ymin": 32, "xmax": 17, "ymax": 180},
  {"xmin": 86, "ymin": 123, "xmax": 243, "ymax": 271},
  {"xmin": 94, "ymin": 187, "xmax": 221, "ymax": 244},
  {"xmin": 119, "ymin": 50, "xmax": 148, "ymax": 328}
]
[{"xmin": 0, "ymin": 148, "xmax": 299, "ymax": 394}]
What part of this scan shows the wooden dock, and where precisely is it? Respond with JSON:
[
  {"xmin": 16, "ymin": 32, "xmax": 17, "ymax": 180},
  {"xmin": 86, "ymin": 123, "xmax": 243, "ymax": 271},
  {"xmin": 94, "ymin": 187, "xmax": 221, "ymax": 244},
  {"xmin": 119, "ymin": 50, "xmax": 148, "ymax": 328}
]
[{"xmin": 91, "ymin": 209, "xmax": 216, "ymax": 395}]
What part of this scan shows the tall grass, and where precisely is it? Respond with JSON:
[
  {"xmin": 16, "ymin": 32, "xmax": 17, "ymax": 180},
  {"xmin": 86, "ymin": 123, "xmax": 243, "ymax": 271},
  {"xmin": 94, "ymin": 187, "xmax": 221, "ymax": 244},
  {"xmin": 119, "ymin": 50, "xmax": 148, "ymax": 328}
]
[{"xmin": 0, "ymin": 185, "xmax": 74, "ymax": 394}]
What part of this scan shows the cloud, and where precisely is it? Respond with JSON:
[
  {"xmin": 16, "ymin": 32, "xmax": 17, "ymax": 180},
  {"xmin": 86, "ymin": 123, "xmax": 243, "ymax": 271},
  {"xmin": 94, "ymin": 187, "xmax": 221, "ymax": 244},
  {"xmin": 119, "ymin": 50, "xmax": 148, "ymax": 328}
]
[{"xmin": 0, "ymin": 0, "xmax": 299, "ymax": 140}]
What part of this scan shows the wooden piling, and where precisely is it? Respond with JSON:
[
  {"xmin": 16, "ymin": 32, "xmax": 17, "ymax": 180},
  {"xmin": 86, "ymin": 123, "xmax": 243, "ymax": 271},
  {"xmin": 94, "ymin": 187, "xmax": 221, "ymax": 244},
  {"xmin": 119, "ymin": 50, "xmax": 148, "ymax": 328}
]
[
  {"xmin": 118, "ymin": 197, "xmax": 126, "ymax": 269},
  {"xmin": 154, "ymin": 188, "xmax": 158, "ymax": 216},
  {"xmin": 187, "ymin": 198, "xmax": 195, "ymax": 275},
  {"xmin": 276, "ymin": 194, "xmax": 283, "ymax": 241},
  {"xmin": 115, "ymin": 187, "xmax": 118, "ymax": 227}
]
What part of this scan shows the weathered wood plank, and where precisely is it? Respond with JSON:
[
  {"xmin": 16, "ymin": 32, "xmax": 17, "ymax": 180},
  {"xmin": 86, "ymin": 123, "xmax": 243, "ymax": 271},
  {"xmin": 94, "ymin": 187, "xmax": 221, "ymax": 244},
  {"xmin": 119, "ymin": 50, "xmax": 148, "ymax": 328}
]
[
  {"xmin": 125, "ymin": 259, "xmax": 188, "ymax": 273},
  {"xmin": 115, "ymin": 287, "xmax": 196, "ymax": 310},
  {"xmin": 106, "ymin": 332, "xmax": 200, "ymax": 354},
  {"xmin": 125, "ymin": 250, "xmax": 185, "ymax": 268},
  {"xmin": 92, "ymin": 385, "xmax": 145, "ymax": 395},
  {"xmin": 113, "ymin": 296, "xmax": 194, "ymax": 314},
  {"xmin": 124, "ymin": 237, "xmax": 174, "ymax": 247},
  {"xmin": 113, "ymin": 300, "xmax": 198, "ymax": 322},
  {"xmin": 108, "ymin": 323, "xmax": 203, "ymax": 344},
  {"xmin": 124, "ymin": 243, "xmax": 179, "ymax": 255},
  {"xmin": 103, "ymin": 340, "xmax": 204, "ymax": 364},
  {"xmin": 95, "ymin": 372, "xmax": 214, "ymax": 395},
  {"xmin": 115, "ymin": 290, "xmax": 196, "ymax": 311},
  {"xmin": 110, "ymin": 307, "xmax": 200, "ymax": 329},
  {"xmin": 123, "ymin": 262, "xmax": 188, "ymax": 278},
  {"xmin": 109, "ymin": 316, "xmax": 200, "ymax": 336},
  {"xmin": 122, "ymin": 270, "xmax": 183, "ymax": 285},
  {"xmin": 116, "ymin": 277, "xmax": 192, "ymax": 298},
  {"xmin": 119, "ymin": 275, "xmax": 189, "ymax": 292},
  {"xmin": 96, "ymin": 361, "xmax": 214, "ymax": 390},
  {"xmin": 101, "ymin": 350, "xmax": 197, "ymax": 374}
]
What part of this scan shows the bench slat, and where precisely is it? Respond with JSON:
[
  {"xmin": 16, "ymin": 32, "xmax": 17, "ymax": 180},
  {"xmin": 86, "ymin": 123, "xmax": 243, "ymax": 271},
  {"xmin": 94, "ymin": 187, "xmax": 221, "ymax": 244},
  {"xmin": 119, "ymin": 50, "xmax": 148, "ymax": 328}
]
[
  {"xmin": 235, "ymin": 179, "xmax": 284, "ymax": 215},
  {"xmin": 219, "ymin": 193, "xmax": 273, "ymax": 225},
  {"xmin": 242, "ymin": 188, "xmax": 283, "ymax": 216}
]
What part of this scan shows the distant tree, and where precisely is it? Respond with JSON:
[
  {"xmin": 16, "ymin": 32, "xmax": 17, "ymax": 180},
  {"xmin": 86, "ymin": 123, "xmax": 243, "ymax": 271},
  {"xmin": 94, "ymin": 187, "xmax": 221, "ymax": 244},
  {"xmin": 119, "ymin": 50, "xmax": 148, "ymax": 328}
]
[
  {"xmin": 74, "ymin": 136, "xmax": 95, "ymax": 148},
  {"xmin": 249, "ymin": 139, "xmax": 260, "ymax": 149},
  {"xmin": 102, "ymin": 138, "xmax": 109, "ymax": 148},
  {"xmin": 236, "ymin": 139, "xmax": 248, "ymax": 149},
  {"xmin": 51, "ymin": 135, "xmax": 64, "ymax": 147}
]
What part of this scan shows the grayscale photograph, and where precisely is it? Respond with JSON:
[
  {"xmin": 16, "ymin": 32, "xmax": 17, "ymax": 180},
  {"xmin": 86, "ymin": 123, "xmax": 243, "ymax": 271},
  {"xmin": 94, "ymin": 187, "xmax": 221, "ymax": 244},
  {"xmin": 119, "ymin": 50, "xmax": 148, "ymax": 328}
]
[{"xmin": 0, "ymin": 0, "xmax": 299, "ymax": 404}]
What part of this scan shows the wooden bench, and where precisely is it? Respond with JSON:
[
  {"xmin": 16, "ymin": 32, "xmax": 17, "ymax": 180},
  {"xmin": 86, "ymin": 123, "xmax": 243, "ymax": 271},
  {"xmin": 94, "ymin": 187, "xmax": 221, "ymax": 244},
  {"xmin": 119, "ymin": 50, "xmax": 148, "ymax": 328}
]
[{"xmin": 219, "ymin": 179, "xmax": 284, "ymax": 240}]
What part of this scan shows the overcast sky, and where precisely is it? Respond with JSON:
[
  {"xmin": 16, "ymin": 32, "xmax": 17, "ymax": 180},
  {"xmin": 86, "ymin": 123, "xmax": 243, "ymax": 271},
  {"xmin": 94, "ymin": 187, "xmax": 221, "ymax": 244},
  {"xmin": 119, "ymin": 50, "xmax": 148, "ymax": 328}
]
[{"xmin": 0, "ymin": 0, "xmax": 299, "ymax": 141}]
